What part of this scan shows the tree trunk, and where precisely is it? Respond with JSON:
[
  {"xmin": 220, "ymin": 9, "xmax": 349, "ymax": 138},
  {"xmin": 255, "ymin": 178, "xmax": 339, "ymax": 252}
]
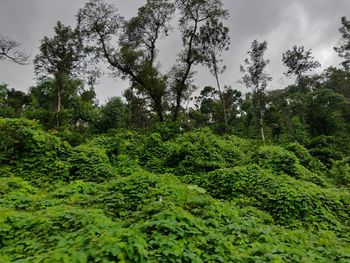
[
  {"xmin": 153, "ymin": 96, "xmax": 164, "ymax": 122},
  {"xmin": 172, "ymin": 90, "xmax": 182, "ymax": 122},
  {"xmin": 214, "ymin": 68, "xmax": 228, "ymax": 133},
  {"xmin": 55, "ymin": 74, "xmax": 63, "ymax": 131},
  {"xmin": 259, "ymin": 110, "xmax": 266, "ymax": 145}
]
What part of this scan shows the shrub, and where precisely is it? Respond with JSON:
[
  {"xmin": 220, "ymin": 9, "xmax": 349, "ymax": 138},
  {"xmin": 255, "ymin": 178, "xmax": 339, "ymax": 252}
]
[
  {"xmin": 284, "ymin": 142, "xmax": 327, "ymax": 173},
  {"xmin": 331, "ymin": 158, "xmax": 350, "ymax": 187},
  {"xmin": 307, "ymin": 136, "xmax": 343, "ymax": 168},
  {"xmin": 164, "ymin": 129, "xmax": 243, "ymax": 175},
  {"xmin": 254, "ymin": 146, "xmax": 299, "ymax": 176},
  {"xmin": 203, "ymin": 165, "xmax": 350, "ymax": 229},
  {"xmin": 0, "ymin": 118, "xmax": 71, "ymax": 184},
  {"xmin": 67, "ymin": 144, "xmax": 114, "ymax": 182}
]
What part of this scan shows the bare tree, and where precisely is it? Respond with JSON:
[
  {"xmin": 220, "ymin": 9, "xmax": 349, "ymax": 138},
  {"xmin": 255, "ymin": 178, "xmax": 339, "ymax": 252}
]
[{"xmin": 0, "ymin": 34, "xmax": 29, "ymax": 65}]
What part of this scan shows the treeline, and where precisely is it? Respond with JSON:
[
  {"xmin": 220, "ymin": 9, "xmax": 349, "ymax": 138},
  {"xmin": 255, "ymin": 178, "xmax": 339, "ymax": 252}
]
[{"xmin": 0, "ymin": 0, "xmax": 350, "ymax": 150}]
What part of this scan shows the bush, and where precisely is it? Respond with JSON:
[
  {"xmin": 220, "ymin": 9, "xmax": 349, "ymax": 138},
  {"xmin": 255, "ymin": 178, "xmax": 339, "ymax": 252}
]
[
  {"xmin": 67, "ymin": 144, "xmax": 114, "ymax": 182},
  {"xmin": 164, "ymin": 129, "xmax": 244, "ymax": 175},
  {"xmin": 307, "ymin": 136, "xmax": 343, "ymax": 168},
  {"xmin": 1, "ymin": 172, "xmax": 350, "ymax": 262},
  {"xmin": 331, "ymin": 158, "xmax": 350, "ymax": 187},
  {"xmin": 254, "ymin": 146, "xmax": 299, "ymax": 176},
  {"xmin": 203, "ymin": 165, "xmax": 350, "ymax": 229},
  {"xmin": 0, "ymin": 118, "xmax": 71, "ymax": 184},
  {"xmin": 284, "ymin": 142, "xmax": 327, "ymax": 173}
]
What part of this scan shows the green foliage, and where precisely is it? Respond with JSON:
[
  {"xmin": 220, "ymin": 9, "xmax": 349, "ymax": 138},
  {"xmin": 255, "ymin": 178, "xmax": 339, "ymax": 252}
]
[
  {"xmin": 1, "ymin": 120, "xmax": 350, "ymax": 262},
  {"xmin": 307, "ymin": 135, "xmax": 343, "ymax": 168},
  {"xmin": 203, "ymin": 165, "xmax": 350, "ymax": 229},
  {"xmin": 0, "ymin": 118, "xmax": 71, "ymax": 184},
  {"xmin": 164, "ymin": 129, "xmax": 244, "ymax": 175},
  {"xmin": 283, "ymin": 142, "xmax": 326, "ymax": 173},
  {"xmin": 93, "ymin": 97, "xmax": 128, "ymax": 133},
  {"xmin": 254, "ymin": 145, "xmax": 300, "ymax": 176},
  {"xmin": 1, "ymin": 172, "xmax": 350, "ymax": 262},
  {"xmin": 67, "ymin": 144, "xmax": 114, "ymax": 182},
  {"xmin": 331, "ymin": 157, "xmax": 350, "ymax": 187}
]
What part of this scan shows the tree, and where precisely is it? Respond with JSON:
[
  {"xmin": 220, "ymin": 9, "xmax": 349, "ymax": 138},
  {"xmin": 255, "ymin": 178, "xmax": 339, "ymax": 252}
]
[
  {"xmin": 123, "ymin": 87, "xmax": 152, "ymax": 129},
  {"xmin": 77, "ymin": 0, "xmax": 229, "ymax": 122},
  {"xmin": 78, "ymin": 0, "xmax": 173, "ymax": 122},
  {"xmin": 26, "ymin": 78, "xmax": 97, "ymax": 131},
  {"xmin": 322, "ymin": 66, "xmax": 350, "ymax": 98},
  {"xmin": 0, "ymin": 84, "xmax": 30, "ymax": 117},
  {"xmin": 240, "ymin": 40, "xmax": 271, "ymax": 144},
  {"xmin": 0, "ymin": 34, "xmax": 29, "ymax": 64},
  {"xmin": 282, "ymin": 45, "xmax": 321, "ymax": 89},
  {"xmin": 170, "ymin": 0, "xmax": 229, "ymax": 122},
  {"xmin": 334, "ymin": 17, "xmax": 350, "ymax": 72},
  {"xmin": 34, "ymin": 21, "xmax": 88, "ymax": 130},
  {"xmin": 199, "ymin": 19, "xmax": 230, "ymax": 131},
  {"xmin": 93, "ymin": 97, "xmax": 127, "ymax": 133},
  {"xmin": 304, "ymin": 89, "xmax": 350, "ymax": 136}
]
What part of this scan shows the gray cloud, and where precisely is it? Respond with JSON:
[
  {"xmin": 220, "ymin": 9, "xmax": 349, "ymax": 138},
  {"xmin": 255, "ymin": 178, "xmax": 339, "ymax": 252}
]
[{"xmin": 0, "ymin": 0, "xmax": 348, "ymax": 103}]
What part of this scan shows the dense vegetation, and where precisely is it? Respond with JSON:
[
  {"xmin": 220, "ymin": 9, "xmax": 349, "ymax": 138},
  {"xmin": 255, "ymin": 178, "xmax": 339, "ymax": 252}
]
[
  {"xmin": 0, "ymin": 119, "xmax": 349, "ymax": 262},
  {"xmin": 1, "ymin": 0, "xmax": 350, "ymax": 262}
]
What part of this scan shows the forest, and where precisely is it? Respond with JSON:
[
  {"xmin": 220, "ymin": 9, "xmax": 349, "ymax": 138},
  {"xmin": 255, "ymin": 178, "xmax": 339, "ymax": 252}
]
[{"xmin": 0, "ymin": 0, "xmax": 350, "ymax": 262}]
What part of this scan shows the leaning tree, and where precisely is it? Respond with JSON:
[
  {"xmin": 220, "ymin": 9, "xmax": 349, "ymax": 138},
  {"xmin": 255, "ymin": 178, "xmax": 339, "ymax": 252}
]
[{"xmin": 77, "ymin": 0, "xmax": 230, "ymax": 122}]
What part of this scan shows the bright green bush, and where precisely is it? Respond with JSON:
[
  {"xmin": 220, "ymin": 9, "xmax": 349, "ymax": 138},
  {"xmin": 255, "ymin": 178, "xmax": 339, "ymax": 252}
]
[
  {"xmin": 164, "ymin": 129, "xmax": 244, "ymax": 175},
  {"xmin": 1, "ymin": 123, "xmax": 350, "ymax": 262},
  {"xmin": 0, "ymin": 118, "xmax": 71, "ymax": 184},
  {"xmin": 91, "ymin": 129, "xmax": 144, "ymax": 165},
  {"xmin": 67, "ymin": 144, "xmax": 114, "ymax": 182},
  {"xmin": 1, "ymin": 172, "xmax": 350, "ymax": 262},
  {"xmin": 203, "ymin": 165, "xmax": 350, "ymax": 229},
  {"xmin": 254, "ymin": 145, "xmax": 300, "ymax": 176},
  {"xmin": 284, "ymin": 142, "xmax": 327, "ymax": 173}
]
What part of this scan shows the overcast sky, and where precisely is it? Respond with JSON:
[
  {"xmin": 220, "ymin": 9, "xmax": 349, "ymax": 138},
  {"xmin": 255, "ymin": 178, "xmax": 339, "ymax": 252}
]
[{"xmin": 0, "ymin": 0, "xmax": 348, "ymax": 104}]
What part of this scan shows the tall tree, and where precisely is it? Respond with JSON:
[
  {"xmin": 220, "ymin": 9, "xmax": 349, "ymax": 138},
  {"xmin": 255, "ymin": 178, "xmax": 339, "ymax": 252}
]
[
  {"xmin": 171, "ymin": 0, "xmax": 229, "ymax": 121},
  {"xmin": 240, "ymin": 40, "xmax": 271, "ymax": 144},
  {"xmin": 334, "ymin": 17, "xmax": 350, "ymax": 72},
  {"xmin": 0, "ymin": 34, "xmax": 29, "ymax": 64},
  {"xmin": 78, "ymin": 0, "xmax": 174, "ymax": 122},
  {"xmin": 77, "ymin": 0, "xmax": 229, "ymax": 122},
  {"xmin": 34, "ymin": 21, "xmax": 87, "ymax": 130},
  {"xmin": 199, "ymin": 19, "xmax": 230, "ymax": 131},
  {"xmin": 282, "ymin": 45, "xmax": 320, "ymax": 89}
]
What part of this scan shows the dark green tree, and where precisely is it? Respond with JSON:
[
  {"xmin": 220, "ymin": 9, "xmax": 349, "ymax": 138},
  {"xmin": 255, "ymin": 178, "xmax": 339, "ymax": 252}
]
[
  {"xmin": 282, "ymin": 45, "xmax": 321, "ymax": 90},
  {"xmin": 34, "ymin": 21, "xmax": 88, "ymax": 130},
  {"xmin": 0, "ymin": 84, "xmax": 30, "ymax": 117},
  {"xmin": 323, "ymin": 66, "xmax": 350, "ymax": 98},
  {"xmin": 93, "ymin": 97, "xmax": 128, "ymax": 133},
  {"xmin": 78, "ymin": 0, "xmax": 174, "ymax": 122}
]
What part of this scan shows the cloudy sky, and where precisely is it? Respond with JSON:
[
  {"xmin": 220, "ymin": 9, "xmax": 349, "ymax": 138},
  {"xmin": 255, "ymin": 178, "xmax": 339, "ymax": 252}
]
[{"xmin": 0, "ymin": 0, "xmax": 348, "ymax": 104}]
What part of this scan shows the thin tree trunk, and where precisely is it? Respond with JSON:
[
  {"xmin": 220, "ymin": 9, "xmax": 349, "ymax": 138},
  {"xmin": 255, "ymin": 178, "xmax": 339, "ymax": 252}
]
[
  {"xmin": 214, "ymin": 67, "xmax": 228, "ymax": 133},
  {"xmin": 172, "ymin": 90, "xmax": 182, "ymax": 122},
  {"xmin": 55, "ymin": 74, "xmax": 63, "ymax": 131},
  {"xmin": 154, "ymin": 97, "xmax": 164, "ymax": 122},
  {"xmin": 259, "ymin": 110, "xmax": 265, "ymax": 145}
]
